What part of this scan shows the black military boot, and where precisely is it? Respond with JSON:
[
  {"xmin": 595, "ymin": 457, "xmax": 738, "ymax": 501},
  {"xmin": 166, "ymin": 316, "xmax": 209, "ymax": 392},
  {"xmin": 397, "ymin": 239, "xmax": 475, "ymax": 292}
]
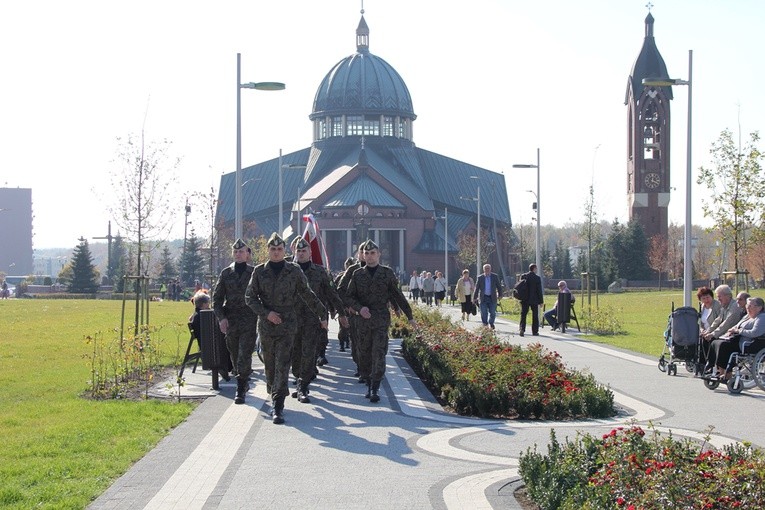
[
  {"xmin": 297, "ymin": 382, "xmax": 311, "ymax": 404},
  {"xmin": 272, "ymin": 396, "xmax": 285, "ymax": 424},
  {"xmin": 291, "ymin": 378, "xmax": 301, "ymax": 398},
  {"xmin": 317, "ymin": 349, "xmax": 329, "ymax": 366},
  {"xmin": 364, "ymin": 380, "xmax": 371, "ymax": 399},
  {"xmin": 370, "ymin": 381, "xmax": 381, "ymax": 403},
  {"xmin": 234, "ymin": 378, "xmax": 248, "ymax": 405}
]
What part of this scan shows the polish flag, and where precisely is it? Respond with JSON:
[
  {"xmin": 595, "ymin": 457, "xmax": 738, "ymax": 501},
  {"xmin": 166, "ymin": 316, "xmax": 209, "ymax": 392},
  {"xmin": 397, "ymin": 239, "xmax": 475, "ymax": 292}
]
[{"xmin": 302, "ymin": 213, "xmax": 330, "ymax": 269}]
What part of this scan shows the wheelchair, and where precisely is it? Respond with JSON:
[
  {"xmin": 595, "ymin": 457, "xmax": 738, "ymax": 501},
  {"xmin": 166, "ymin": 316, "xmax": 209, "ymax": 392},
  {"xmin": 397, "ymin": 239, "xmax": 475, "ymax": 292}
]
[{"xmin": 703, "ymin": 344, "xmax": 765, "ymax": 394}]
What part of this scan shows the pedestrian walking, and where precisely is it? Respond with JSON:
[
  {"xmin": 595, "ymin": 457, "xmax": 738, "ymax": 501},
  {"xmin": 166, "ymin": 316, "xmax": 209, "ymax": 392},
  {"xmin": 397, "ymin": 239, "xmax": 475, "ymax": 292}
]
[
  {"xmin": 289, "ymin": 238, "xmax": 348, "ymax": 403},
  {"xmin": 473, "ymin": 264, "xmax": 501, "ymax": 329},
  {"xmin": 245, "ymin": 233, "xmax": 327, "ymax": 424},
  {"xmin": 344, "ymin": 240, "xmax": 415, "ymax": 403},
  {"xmin": 518, "ymin": 263, "xmax": 544, "ymax": 336},
  {"xmin": 212, "ymin": 239, "xmax": 257, "ymax": 404}
]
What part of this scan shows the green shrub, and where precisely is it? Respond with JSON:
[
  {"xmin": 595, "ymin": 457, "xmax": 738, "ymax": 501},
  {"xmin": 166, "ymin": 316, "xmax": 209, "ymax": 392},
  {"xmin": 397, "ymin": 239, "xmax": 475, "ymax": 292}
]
[
  {"xmin": 396, "ymin": 308, "xmax": 614, "ymax": 419},
  {"xmin": 580, "ymin": 305, "xmax": 624, "ymax": 335},
  {"xmin": 519, "ymin": 425, "xmax": 765, "ymax": 509}
]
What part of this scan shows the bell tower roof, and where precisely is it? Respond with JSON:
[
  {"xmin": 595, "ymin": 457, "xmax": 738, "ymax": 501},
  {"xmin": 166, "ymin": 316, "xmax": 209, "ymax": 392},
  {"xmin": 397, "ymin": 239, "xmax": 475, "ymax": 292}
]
[{"xmin": 625, "ymin": 12, "xmax": 673, "ymax": 104}]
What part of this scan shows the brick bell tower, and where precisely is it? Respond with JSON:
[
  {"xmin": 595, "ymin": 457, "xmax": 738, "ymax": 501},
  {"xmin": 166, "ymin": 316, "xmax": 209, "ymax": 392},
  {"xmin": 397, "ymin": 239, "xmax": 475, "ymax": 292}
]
[{"xmin": 625, "ymin": 12, "xmax": 673, "ymax": 241}]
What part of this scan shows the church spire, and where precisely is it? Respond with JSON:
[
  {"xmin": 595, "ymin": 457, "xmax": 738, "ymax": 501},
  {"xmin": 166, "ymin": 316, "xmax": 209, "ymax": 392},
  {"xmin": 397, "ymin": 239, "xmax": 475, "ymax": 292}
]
[{"xmin": 356, "ymin": 3, "xmax": 369, "ymax": 54}]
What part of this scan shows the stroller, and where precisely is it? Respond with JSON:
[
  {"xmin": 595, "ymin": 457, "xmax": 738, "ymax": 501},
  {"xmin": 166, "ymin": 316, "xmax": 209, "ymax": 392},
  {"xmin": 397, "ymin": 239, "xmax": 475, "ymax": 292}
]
[{"xmin": 658, "ymin": 305, "xmax": 701, "ymax": 376}]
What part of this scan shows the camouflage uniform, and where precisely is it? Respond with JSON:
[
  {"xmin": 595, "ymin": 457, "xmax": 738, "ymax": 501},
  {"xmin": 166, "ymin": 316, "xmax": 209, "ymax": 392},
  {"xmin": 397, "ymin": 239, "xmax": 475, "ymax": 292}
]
[
  {"xmin": 245, "ymin": 259, "xmax": 327, "ymax": 402},
  {"xmin": 337, "ymin": 259, "xmax": 364, "ymax": 371},
  {"xmin": 345, "ymin": 261, "xmax": 413, "ymax": 398},
  {"xmin": 290, "ymin": 261, "xmax": 346, "ymax": 398},
  {"xmin": 212, "ymin": 262, "xmax": 257, "ymax": 380}
]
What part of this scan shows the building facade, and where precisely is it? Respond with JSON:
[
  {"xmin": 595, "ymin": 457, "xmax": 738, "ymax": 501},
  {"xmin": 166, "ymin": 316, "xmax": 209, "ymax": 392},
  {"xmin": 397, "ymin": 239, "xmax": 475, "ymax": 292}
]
[
  {"xmin": 0, "ymin": 187, "xmax": 34, "ymax": 276},
  {"xmin": 216, "ymin": 14, "xmax": 512, "ymax": 283}
]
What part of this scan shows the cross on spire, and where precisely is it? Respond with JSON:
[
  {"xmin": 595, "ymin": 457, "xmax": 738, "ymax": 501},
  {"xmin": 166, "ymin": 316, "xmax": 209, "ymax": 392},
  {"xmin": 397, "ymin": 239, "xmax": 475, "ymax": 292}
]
[{"xmin": 646, "ymin": 1, "xmax": 654, "ymax": 12}]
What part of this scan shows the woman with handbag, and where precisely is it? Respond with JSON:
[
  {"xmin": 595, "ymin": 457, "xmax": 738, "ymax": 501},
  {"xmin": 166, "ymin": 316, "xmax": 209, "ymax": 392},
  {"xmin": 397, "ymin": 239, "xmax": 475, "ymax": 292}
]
[{"xmin": 455, "ymin": 269, "xmax": 475, "ymax": 321}]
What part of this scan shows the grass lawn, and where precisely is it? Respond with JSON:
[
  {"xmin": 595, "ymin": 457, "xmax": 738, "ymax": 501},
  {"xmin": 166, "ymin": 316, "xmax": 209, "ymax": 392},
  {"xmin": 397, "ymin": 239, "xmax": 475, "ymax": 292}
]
[
  {"xmin": 500, "ymin": 290, "xmax": 693, "ymax": 357},
  {"xmin": 0, "ymin": 299, "xmax": 197, "ymax": 510},
  {"xmin": 0, "ymin": 291, "xmax": 703, "ymax": 508}
]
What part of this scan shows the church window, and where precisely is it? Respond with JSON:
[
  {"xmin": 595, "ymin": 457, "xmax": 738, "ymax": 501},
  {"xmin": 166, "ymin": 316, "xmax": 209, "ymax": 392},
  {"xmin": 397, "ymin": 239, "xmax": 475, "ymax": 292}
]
[
  {"xmin": 332, "ymin": 116, "xmax": 343, "ymax": 137},
  {"xmin": 383, "ymin": 116, "xmax": 394, "ymax": 136},
  {"xmin": 347, "ymin": 115, "xmax": 363, "ymax": 135},
  {"xmin": 318, "ymin": 118, "xmax": 328, "ymax": 140},
  {"xmin": 363, "ymin": 115, "xmax": 380, "ymax": 136}
]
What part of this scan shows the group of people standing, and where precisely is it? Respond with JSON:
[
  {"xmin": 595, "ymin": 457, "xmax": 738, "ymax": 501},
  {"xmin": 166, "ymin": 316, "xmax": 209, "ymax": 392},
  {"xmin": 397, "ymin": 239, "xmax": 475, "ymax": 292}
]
[{"xmin": 210, "ymin": 235, "xmax": 415, "ymax": 425}]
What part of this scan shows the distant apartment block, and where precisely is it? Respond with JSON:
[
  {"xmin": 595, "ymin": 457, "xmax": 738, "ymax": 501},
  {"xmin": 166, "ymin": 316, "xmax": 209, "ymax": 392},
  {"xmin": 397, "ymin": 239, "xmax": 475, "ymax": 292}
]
[{"xmin": 0, "ymin": 187, "xmax": 33, "ymax": 276}]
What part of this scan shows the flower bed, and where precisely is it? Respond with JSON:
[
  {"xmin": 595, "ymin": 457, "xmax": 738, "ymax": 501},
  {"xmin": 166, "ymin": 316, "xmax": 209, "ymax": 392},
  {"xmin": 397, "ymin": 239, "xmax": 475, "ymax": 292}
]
[
  {"xmin": 519, "ymin": 425, "xmax": 765, "ymax": 509},
  {"xmin": 395, "ymin": 308, "xmax": 614, "ymax": 419}
]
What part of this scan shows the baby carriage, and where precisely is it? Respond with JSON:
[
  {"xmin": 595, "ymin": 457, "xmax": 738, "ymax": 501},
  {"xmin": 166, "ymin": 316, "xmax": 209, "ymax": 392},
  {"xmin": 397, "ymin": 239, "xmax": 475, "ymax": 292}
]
[{"xmin": 658, "ymin": 305, "xmax": 700, "ymax": 376}]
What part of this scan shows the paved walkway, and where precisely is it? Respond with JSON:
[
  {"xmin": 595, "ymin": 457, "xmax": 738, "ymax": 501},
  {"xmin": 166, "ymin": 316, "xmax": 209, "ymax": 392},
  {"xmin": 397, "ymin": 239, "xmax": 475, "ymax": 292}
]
[{"xmin": 90, "ymin": 303, "xmax": 765, "ymax": 510}]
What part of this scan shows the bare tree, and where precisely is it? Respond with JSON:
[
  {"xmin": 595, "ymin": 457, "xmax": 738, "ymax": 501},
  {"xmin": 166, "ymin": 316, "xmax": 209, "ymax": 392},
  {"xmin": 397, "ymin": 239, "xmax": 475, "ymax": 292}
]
[
  {"xmin": 109, "ymin": 132, "xmax": 180, "ymax": 278},
  {"xmin": 648, "ymin": 235, "xmax": 669, "ymax": 290}
]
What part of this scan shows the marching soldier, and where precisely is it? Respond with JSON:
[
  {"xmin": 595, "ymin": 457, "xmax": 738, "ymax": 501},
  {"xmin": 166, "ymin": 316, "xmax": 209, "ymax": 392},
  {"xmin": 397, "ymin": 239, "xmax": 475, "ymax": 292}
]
[
  {"xmin": 345, "ymin": 240, "xmax": 416, "ymax": 403},
  {"xmin": 212, "ymin": 239, "xmax": 258, "ymax": 405},
  {"xmin": 336, "ymin": 243, "xmax": 367, "ymax": 379},
  {"xmin": 245, "ymin": 233, "xmax": 327, "ymax": 424},
  {"xmin": 290, "ymin": 238, "xmax": 349, "ymax": 403},
  {"xmin": 336, "ymin": 257, "xmax": 356, "ymax": 352}
]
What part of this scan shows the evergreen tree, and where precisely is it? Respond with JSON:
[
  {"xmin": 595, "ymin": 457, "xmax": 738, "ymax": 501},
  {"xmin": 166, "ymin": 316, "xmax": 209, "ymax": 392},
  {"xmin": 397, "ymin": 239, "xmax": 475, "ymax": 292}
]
[
  {"xmin": 605, "ymin": 220, "xmax": 651, "ymax": 281},
  {"xmin": 179, "ymin": 232, "xmax": 206, "ymax": 286},
  {"xmin": 157, "ymin": 245, "xmax": 178, "ymax": 282},
  {"xmin": 68, "ymin": 238, "xmax": 99, "ymax": 293},
  {"xmin": 107, "ymin": 235, "xmax": 126, "ymax": 285}
]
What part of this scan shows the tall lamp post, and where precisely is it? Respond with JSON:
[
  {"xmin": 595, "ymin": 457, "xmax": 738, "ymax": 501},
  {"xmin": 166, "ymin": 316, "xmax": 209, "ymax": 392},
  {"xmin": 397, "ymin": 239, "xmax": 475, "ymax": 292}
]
[
  {"xmin": 235, "ymin": 52, "xmax": 285, "ymax": 240},
  {"xmin": 278, "ymin": 148, "xmax": 307, "ymax": 236},
  {"xmin": 436, "ymin": 207, "xmax": 448, "ymax": 282},
  {"xmin": 513, "ymin": 148, "xmax": 542, "ymax": 290},
  {"xmin": 643, "ymin": 49, "xmax": 693, "ymax": 307},
  {"xmin": 461, "ymin": 181, "xmax": 481, "ymax": 277}
]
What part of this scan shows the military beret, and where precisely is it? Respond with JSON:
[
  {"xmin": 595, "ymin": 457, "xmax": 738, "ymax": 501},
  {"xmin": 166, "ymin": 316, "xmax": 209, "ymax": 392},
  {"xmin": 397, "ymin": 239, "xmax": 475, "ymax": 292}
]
[
  {"xmin": 294, "ymin": 238, "xmax": 310, "ymax": 250},
  {"xmin": 363, "ymin": 239, "xmax": 379, "ymax": 251},
  {"xmin": 232, "ymin": 238, "xmax": 248, "ymax": 250},
  {"xmin": 267, "ymin": 232, "xmax": 285, "ymax": 247}
]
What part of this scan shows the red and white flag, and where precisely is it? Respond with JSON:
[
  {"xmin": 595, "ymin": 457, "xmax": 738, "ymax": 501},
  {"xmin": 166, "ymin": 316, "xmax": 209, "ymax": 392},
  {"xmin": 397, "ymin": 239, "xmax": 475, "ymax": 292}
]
[{"xmin": 302, "ymin": 213, "xmax": 330, "ymax": 270}]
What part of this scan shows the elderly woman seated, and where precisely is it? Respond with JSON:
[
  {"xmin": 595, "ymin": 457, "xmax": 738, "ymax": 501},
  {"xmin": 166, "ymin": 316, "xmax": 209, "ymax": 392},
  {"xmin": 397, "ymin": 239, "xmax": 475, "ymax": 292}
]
[
  {"xmin": 544, "ymin": 280, "xmax": 575, "ymax": 331},
  {"xmin": 706, "ymin": 296, "xmax": 765, "ymax": 381}
]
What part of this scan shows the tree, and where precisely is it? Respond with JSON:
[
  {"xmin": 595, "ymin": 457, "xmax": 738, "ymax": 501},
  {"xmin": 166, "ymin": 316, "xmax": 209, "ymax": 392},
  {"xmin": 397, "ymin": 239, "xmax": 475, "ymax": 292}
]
[
  {"xmin": 648, "ymin": 235, "xmax": 670, "ymax": 290},
  {"xmin": 697, "ymin": 129, "xmax": 764, "ymax": 284},
  {"xmin": 456, "ymin": 228, "xmax": 495, "ymax": 272},
  {"xmin": 156, "ymin": 245, "xmax": 178, "ymax": 282},
  {"xmin": 179, "ymin": 231, "xmax": 206, "ymax": 286},
  {"xmin": 108, "ymin": 132, "xmax": 180, "ymax": 279},
  {"xmin": 68, "ymin": 238, "xmax": 100, "ymax": 293}
]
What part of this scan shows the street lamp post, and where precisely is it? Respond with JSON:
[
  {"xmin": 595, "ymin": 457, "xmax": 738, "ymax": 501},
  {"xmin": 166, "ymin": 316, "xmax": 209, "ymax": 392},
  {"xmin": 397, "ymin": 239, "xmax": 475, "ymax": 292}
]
[
  {"xmin": 461, "ymin": 180, "xmax": 481, "ymax": 277},
  {"xmin": 643, "ymin": 50, "xmax": 693, "ymax": 307},
  {"xmin": 513, "ymin": 148, "xmax": 542, "ymax": 290},
  {"xmin": 235, "ymin": 52, "xmax": 285, "ymax": 240},
  {"xmin": 436, "ymin": 207, "xmax": 448, "ymax": 283},
  {"xmin": 278, "ymin": 148, "xmax": 307, "ymax": 236}
]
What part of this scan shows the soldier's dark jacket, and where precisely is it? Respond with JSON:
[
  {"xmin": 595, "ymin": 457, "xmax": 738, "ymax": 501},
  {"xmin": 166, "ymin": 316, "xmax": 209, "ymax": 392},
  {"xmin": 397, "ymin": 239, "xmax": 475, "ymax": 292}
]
[
  {"xmin": 245, "ymin": 260, "xmax": 327, "ymax": 335},
  {"xmin": 213, "ymin": 263, "xmax": 257, "ymax": 324},
  {"xmin": 298, "ymin": 262, "xmax": 346, "ymax": 322},
  {"xmin": 345, "ymin": 264, "xmax": 413, "ymax": 323}
]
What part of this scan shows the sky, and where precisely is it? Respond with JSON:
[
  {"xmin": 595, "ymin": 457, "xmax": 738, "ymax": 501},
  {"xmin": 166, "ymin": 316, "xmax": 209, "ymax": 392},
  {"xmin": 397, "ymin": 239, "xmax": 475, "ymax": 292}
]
[{"xmin": 1, "ymin": 0, "xmax": 763, "ymax": 249}]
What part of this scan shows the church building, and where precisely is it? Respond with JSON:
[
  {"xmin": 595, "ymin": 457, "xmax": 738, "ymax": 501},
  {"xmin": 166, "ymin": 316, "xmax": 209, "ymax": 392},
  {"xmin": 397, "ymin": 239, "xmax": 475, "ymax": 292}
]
[{"xmin": 216, "ymin": 14, "xmax": 512, "ymax": 282}]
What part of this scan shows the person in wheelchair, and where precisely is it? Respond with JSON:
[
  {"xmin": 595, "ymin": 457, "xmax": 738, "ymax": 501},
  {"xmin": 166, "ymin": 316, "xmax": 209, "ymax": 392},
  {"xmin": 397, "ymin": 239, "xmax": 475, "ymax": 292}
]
[
  {"xmin": 544, "ymin": 280, "xmax": 574, "ymax": 331},
  {"xmin": 706, "ymin": 296, "xmax": 765, "ymax": 382}
]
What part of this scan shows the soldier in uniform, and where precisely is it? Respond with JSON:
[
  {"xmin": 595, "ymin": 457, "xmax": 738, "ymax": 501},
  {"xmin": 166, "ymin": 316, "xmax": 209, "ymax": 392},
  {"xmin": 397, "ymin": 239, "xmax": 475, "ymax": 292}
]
[
  {"xmin": 212, "ymin": 239, "xmax": 258, "ymax": 405},
  {"xmin": 345, "ymin": 240, "xmax": 416, "ymax": 403},
  {"xmin": 245, "ymin": 233, "xmax": 327, "ymax": 424},
  {"xmin": 335, "ymin": 257, "xmax": 356, "ymax": 352},
  {"xmin": 289, "ymin": 238, "xmax": 348, "ymax": 403},
  {"xmin": 336, "ymin": 243, "xmax": 367, "ymax": 380}
]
